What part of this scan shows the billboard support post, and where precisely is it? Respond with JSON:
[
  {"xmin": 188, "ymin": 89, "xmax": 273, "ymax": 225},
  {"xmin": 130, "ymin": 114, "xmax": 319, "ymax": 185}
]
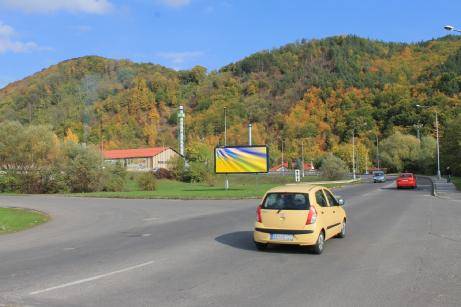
[{"xmin": 295, "ymin": 169, "xmax": 301, "ymax": 182}]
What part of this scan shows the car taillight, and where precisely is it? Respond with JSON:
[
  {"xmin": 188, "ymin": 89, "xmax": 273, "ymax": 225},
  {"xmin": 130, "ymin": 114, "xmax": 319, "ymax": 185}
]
[
  {"xmin": 256, "ymin": 205, "xmax": 262, "ymax": 223},
  {"xmin": 306, "ymin": 206, "xmax": 317, "ymax": 225}
]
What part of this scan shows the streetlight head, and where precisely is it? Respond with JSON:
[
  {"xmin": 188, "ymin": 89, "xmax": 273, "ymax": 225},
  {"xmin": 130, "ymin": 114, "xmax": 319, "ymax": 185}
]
[
  {"xmin": 415, "ymin": 104, "xmax": 422, "ymax": 108},
  {"xmin": 444, "ymin": 25, "xmax": 454, "ymax": 31}
]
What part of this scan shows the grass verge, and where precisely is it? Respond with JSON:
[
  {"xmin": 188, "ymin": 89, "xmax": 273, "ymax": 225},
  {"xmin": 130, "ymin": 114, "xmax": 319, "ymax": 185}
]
[
  {"xmin": 70, "ymin": 177, "xmax": 347, "ymax": 200},
  {"xmin": 0, "ymin": 207, "xmax": 49, "ymax": 234}
]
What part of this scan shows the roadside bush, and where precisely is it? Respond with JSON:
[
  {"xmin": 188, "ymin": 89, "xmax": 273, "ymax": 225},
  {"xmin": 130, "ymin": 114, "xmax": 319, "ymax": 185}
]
[
  {"xmin": 63, "ymin": 144, "xmax": 104, "ymax": 193},
  {"xmin": 0, "ymin": 172, "xmax": 18, "ymax": 193},
  {"xmin": 102, "ymin": 162, "xmax": 127, "ymax": 192},
  {"xmin": 155, "ymin": 168, "xmax": 174, "ymax": 180},
  {"xmin": 37, "ymin": 167, "xmax": 68, "ymax": 193},
  {"xmin": 189, "ymin": 161, "xmax": 216, "ymax": 186},
  {"xmin": 169, "ymin": 157, "xmax": 187, "ymax": 180},
  {"xmin": 319, "ymin": 154, "xmax": 349, "ymax": 180},
  {"xmin": 16, "ymin": 168, "xmax": 67, "ymax": 194},
  {"xmin": 137, "ymin": 172, "xmax": 157, "ymax": 191}
]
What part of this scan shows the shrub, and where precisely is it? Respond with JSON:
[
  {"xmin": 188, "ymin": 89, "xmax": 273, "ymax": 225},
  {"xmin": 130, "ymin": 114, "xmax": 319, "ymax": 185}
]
[
  {"xmin": 102, "ymin": 162, "xmax": 127, "ymax": 192},
  {"xmin": 0, "ymin": 172, "xmax": 18, "ymax": 193},
  {"xmin": 62, "ymin": 144, "xmax": 104, "ymax": 193},
  {"xmin": 189, "ymin": 161, "xmax": 216, "ymax": 185},
  {"xmin": 137, "ymin": 172, "xmax": 157, "ymax": 191},
  {"xmin": 38, "ymin": 167, "xmax": 68, "ymax": 193},
  {"xmin": 155, "ymin": 168, "xmax": 174, "ymax": 179},
  {"xmin": 169, "ymin": 157, "xmax": 187, "ymax": 180},
  {"xmin": 319, "ymin": 154, "xmax": 349, "ymax": 180}
]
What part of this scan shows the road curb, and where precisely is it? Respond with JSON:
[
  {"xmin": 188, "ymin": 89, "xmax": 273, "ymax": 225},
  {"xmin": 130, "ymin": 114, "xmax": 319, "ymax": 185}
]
[{"xmin": 417, "ymin": 175, "xmax": 436, "ymax": 197}]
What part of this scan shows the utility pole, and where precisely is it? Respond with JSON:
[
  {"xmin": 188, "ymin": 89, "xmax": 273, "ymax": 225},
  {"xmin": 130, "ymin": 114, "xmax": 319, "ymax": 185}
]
[
  {"xmin": 224, "ymin": 107, "xmax": 227, "ymax": 146},
  {"xmin": 301, "ymin": 139, "xmax": 305, "ymax": 178},
  {"xmin": 281, "ymin": 139, "xmax": 285, "ymax": 176},
  {"xmin": 224, "ymin": 107, "xmax": 229, "ymax": 190},
  {"xmin": 414, "ymin": 123, "xmax": 423, "ymax": 140}
]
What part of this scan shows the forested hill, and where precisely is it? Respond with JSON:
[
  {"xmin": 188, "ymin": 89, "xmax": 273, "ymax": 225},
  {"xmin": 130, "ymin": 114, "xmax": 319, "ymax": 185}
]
[{"xmin": 1, "ymin": 35, "xmax": 461, "ymax": 164}]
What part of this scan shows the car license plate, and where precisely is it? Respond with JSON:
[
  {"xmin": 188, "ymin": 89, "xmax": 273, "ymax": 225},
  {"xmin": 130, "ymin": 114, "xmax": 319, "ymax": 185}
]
[{"xmin": 270, "ymin": 234, "xmax": 294, "ymax": 241}]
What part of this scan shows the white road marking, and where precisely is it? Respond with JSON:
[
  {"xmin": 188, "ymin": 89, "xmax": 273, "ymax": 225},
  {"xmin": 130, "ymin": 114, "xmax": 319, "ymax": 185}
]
[
  {"xmin": 143, "ymin": 217, "xmax": 160, "ymax": 221},
  {"xmin": 29, "ymin": 260, "xmax": 155, "ymax": 295}
]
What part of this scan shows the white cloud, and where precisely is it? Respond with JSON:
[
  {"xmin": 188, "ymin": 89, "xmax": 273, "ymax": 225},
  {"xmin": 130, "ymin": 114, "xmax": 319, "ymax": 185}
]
[
  {"xmin": 156, "ymin": 51, "xmax": 203, "ymax": 64},
  {"xmin": 157, "ymin": 0, "xmax": 191, "ymax": 8},
  {"xmin": 0, "ymin": 0, "xmax": 113, "ymax": 14},
  {"xmin": 0, "ymin": 21, "xmax": 47, "ymax": 54}
]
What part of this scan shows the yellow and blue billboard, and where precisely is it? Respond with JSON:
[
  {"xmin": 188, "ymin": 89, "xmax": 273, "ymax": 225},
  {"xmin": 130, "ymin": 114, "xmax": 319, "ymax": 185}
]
[{"xmin": 215, "ymin": 145, "xmax": 269, "ymax": 174}]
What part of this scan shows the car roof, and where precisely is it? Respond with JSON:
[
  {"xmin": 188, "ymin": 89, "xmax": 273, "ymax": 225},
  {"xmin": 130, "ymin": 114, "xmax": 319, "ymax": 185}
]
[{"xmin": 265, "ymin": 184, "xmax": 321, "ymax": 194}]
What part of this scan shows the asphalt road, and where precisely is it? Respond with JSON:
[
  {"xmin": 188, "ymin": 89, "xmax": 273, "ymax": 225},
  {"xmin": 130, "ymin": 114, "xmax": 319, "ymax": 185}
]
[{"xmin": 1, "ymin": 178, "xmax": 461, "ymax": 307}]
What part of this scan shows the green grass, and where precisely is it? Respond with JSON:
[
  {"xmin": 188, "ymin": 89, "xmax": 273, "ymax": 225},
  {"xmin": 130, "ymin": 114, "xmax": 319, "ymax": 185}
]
[
  {"xmin": 452, "ymin": 177, "xmax": 461, "ymax": 191},
  {"xmin": 71, "ymin": 175, "xmax": 348, "ymax": 200},
  {"xmin": 0, "ymin": 207, "xmax": 49, "ymax": 234}
]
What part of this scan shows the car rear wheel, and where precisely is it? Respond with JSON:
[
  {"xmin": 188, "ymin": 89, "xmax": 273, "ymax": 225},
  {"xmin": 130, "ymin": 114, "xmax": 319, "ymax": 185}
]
[
  {"xmin": 337, "ymin": 220, "xmax": 346, "ymax": 238},
  {"xmin": 312, "ymin": 231, "xmax": 325, "ymax": 254},
  {"xmin": 254, "ymin": 241, "xmax": 267, "ymax": 251}
]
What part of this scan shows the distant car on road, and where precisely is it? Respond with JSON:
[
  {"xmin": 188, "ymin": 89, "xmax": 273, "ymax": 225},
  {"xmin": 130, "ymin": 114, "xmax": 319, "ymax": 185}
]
[
  {"xmin": 372, "ymin": 170, "xmax": 386, "ymax": 183},
  {"xmin": 253, "ymin": 184, "xmax": 346, "ymax": 254},
  {"xmin": 396, "ymin": 173, "xmax": 417, "ymax": 189}
]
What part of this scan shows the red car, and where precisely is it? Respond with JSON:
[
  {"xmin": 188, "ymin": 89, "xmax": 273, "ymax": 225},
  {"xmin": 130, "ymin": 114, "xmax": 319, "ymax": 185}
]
[{"xmin": 396, "ymin": 173, "xmax": 417, "ymax": 189}]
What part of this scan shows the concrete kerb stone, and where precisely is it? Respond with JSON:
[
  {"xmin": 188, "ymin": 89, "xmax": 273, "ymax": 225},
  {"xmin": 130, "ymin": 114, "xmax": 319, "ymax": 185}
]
[{"xmin": 417, "ymin": 175, "xmax": 437, "ymax": 197}]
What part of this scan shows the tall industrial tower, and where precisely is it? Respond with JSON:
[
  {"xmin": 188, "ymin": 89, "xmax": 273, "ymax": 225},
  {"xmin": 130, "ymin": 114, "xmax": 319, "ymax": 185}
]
[{"xmin": 178, "ymin": 105, "xmax": 185, "ymax": 156}]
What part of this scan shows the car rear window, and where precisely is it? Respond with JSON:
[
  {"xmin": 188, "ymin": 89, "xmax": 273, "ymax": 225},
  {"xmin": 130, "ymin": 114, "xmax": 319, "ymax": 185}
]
[
  {"xmin": 262, "ymin": 193, "xmax": 310, "ymax": 210},
  {"xmin": 373, "ymin": 171, "xmax": 384, "ymax": 176},
  {"xmin": 400, "ymin": 173, "xmax": 413, "ymax": 178}
]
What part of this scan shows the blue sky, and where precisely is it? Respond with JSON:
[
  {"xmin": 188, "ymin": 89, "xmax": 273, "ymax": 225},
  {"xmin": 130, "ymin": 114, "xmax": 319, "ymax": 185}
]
[{"xmin": 0, "ymin": 0, "xmax": 460, "ymax": 88}]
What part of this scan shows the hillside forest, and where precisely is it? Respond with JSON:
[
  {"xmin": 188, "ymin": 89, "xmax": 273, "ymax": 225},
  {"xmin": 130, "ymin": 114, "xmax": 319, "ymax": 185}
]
[{"xmin": 1, "ymin": 35, "xmax": 461, "ymax": 175}]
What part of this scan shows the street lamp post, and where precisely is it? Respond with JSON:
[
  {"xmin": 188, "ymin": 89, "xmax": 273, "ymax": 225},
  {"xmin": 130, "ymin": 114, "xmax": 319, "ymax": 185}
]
[
  {"xmin": 352, "ymin": 129, "xmax": 356, "ymax": 180},
  {"xmin": 416, "ymin": 104, "xmax": 441, "ymax": 180},
  {"xmin": 435, "ymin": 110, "xmax": 441, "ymax": 179},
  {"xmin": 444, "ymin": 25, "xmax": 461, "ymax": 33}
]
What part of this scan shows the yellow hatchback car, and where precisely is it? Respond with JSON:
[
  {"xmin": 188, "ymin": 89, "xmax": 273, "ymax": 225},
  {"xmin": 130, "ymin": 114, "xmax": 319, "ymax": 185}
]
[{"xmin": 253, "ymin": 184, "xmax": 347, "ymax": 254}]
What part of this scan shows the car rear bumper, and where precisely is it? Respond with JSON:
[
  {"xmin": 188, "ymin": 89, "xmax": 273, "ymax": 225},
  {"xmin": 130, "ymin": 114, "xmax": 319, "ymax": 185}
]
[
  {"xmin": 397, "ymin": 181, "xmax": 416, "ymax": 187},
  {"xmin": 253, "ymin": 228, "xmax": 318, "ymax": 246}
]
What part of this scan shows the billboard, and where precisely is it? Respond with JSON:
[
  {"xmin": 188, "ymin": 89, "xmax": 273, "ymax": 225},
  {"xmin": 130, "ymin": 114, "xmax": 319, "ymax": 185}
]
[{"xmin": 215, "ymin": 145, "xmax": 269, "ymax": 174}]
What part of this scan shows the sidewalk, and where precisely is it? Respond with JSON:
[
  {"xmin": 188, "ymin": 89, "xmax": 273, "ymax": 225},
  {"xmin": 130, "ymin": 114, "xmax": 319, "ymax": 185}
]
[{"xmin": 431, "ymin": 176, "xmax": 461, "ymax": 201}]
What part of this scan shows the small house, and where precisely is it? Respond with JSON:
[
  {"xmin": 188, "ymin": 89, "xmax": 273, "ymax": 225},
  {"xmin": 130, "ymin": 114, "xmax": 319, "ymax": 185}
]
[{"xmin": 103, "ymin": 147, "xmax": 181, "ymax": 171}]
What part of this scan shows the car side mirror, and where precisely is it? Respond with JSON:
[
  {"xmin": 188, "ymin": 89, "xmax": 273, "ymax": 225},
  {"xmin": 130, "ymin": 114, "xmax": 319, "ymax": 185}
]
[{"xmin": 337, "ymin": 198, "xmax": 345, "ymax": 206}]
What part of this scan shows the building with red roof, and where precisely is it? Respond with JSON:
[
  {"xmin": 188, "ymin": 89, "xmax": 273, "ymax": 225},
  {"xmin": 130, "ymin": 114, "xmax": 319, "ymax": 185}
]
[
  {"xmin": 270, "ymin": 161, "xmax": 315, "ymax": 172},
  {"xmin": 103, "ymin": 147, "xmax": 181, "ymax": 171}
]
